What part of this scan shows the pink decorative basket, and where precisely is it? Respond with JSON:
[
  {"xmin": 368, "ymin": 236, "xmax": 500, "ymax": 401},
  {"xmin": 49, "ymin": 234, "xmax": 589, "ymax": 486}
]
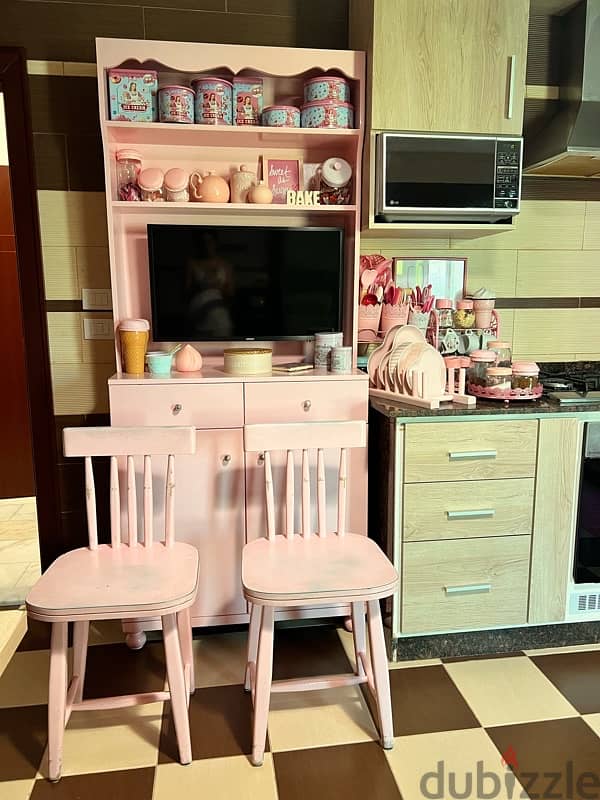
[
  {"xmin": 467, "ymin": 383, "xmax": 543, "ymax": 402},
  {"xmin": 358, "ymin": 304, "xmax": 382, "ymax": 336},
  {"xmin": 381, "ymin": 303, "xmax": 409, "ymax": 334}
]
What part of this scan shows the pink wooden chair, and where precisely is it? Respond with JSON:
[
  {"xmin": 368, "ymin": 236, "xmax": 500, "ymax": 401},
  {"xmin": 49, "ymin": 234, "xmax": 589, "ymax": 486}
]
[
  {"xmin": 242, "ymin": 420, "xmax": 399, "ymax": 766},
  {"xmin": 26, "ymin": 426, "xmax": 198, "ymax": 781}
]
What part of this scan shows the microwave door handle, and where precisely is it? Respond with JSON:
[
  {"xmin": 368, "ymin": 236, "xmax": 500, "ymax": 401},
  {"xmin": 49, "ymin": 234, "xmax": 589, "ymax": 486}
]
[{"xmin": 506, "ymin": 54, "xmax": 516, "ymax": 120}]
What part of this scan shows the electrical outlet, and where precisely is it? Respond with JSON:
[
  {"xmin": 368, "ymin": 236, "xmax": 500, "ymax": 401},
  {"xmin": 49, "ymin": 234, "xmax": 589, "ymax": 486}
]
[
  {"xmin": 83, "ymin": 318, "xmax": 113, "ymax": 340},
  {"xmin": 82, "ymin": 289, "xmax": 112, "ymax": 310}
]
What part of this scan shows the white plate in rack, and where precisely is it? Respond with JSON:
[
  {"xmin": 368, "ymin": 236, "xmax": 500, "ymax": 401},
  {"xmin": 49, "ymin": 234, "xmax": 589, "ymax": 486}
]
[{"xmin": 404, "ymin": 347, "xmax": 447, "ymax": 397}]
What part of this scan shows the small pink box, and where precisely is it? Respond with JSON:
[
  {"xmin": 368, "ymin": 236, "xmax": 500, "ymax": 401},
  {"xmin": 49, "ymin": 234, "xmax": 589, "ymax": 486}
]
[{"xmin": 108, "ymin": 69, "xmax": 158, "ymax": 122}]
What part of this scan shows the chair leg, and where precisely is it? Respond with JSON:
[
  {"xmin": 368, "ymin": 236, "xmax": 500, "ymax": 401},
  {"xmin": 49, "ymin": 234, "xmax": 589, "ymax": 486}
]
[
  {"xmin": 366, "ymin": 599, "xmax": 393, "ymax": 750},
  {"xmin": 177, "ymin": 607, "xmax": 195, "ymax": 700},
  {"xmin": 72, "ymin": 621, "xmax": 89, "ymax": 704},
  {"xmin": 48, "ymin": 622, "xmax": 69, "ymax": 782},
  {"xmin": 252, "ymin": 605, "xmax": 274, "ymax": 767},
  {"xmin": 245, "ymin": 602, "xmax": 262, "ymax": 693},
  {"xmin": 351, "ymin": 601, "xmax": 367, "ymax": 678},
  {"xmin": 162, "ymin": 613, "xmax": 192, "ymax": 765}
]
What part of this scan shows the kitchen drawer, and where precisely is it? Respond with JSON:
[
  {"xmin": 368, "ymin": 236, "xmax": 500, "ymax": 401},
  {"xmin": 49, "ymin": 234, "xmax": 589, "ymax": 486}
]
[
  {"xmin": 109, "ymin": 383, "xmax": 244, "ymax": 429},
  {"xmin": 403, "ymin": 478, "xmax": 534, "ymax": 542},
  {"xmin": 404, "ymin": 420, "xmax": 538, "ymax": 483},
  {"xmin": 402, "ymin": 535, "xmax": 530, "ymax": 634},
  {"xmin": 244, "ymin": 380, "xmax": 368, "ymax": 424}
]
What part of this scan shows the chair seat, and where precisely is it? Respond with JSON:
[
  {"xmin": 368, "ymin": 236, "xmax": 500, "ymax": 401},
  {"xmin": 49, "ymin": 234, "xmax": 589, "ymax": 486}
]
[
  {"xmin": 242, "ymin": 533, "xmax": 398, "ymax": 604},
  {"xmin": 26, "ymin": 542, "xmax": 199, "ymax": 621}
]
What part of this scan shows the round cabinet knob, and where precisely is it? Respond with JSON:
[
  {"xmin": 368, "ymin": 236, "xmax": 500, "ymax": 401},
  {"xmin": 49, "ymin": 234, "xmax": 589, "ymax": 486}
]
[
  {"xmin": 172, "ymin": 403, "xmax": 183, "ymax": 415},
  {"xmin": 302, "ymin": 400, "xmax": 312, "ymax": 412},
  {"xmin": 221, "ymin": 454, "xmax": 232, "ymax": 466},
  {"xmin": 257, "ymin": 453, "xmax": 265, "ymax": 465}
]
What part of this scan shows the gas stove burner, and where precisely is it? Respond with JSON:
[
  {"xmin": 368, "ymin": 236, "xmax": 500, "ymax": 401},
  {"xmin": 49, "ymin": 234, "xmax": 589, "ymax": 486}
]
[{"xmin": 542, "ymin": 379, "xmax": 573, "ymax": 391}]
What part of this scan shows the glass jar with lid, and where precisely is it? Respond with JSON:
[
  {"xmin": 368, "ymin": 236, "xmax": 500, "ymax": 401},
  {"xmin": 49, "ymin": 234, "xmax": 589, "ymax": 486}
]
[
  {"xmin": 467, "ymin": 349, "xmax": 496, "ymax": 386},
  {"xmin": 453, "ymin": 299, "xmax": 475, "ymax": 329},
  {"xmin": 435, "ymin": 298, "xmax": 454, "ymax": 328},
  {"xmin": 486, "ymin": 340, "xmax": 512, "ymax": 367},
  {"xmin": 486, "ymin": 367, "xmax": 512, "ymax": 389},
  {"xmin": 138, "ymin": 167, "xmax": 165, "ymax": 202},
  {"xmin": 116, "ymin": 149, "xmax": 142, "ymax": 201},
  {"xmin": 512, "ymin": 361, "xmax": 540, "ymax": 391}
]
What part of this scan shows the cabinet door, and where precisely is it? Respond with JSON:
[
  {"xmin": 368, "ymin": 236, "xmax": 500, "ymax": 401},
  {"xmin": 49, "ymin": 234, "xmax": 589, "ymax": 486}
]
[
  {"xmin": 372, "ymin": 0, "xmax": 529, "ymax": 135},
  {"xmin": 246, "ymin": 445, "xmax": 368, "ymax": 543},
  {"xmin": 122, "ymin": 429, "xmax": 246, "ymax": 620}
]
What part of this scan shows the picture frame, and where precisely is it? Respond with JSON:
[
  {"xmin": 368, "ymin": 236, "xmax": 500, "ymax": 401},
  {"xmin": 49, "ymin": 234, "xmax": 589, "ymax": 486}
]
[{"xmin": 263, "ymin": 156, "xmax": 303, "ymax": 204}]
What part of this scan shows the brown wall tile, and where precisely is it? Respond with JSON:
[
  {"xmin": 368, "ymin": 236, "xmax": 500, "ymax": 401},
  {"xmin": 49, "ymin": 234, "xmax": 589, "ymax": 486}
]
[
  {"xmin": 1, "ymin": 1, "xmax": 144, "ymax": 62},
  {"xmin": 33, "ymin": 133, "xmax": 69, "ymax": 191},
  {"xmin": 29, "ymin": 75, "xmax": 99, "ymax": 136},
  {"xmin": 67, "ymin": 134, "xmax": 105, "ymax": 192}
]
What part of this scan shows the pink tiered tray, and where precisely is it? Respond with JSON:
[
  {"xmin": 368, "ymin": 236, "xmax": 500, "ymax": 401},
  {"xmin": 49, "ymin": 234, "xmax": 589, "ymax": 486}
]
[{"xmin": 467, "ymin": 383, "xmax": 543, "ymax": 402}]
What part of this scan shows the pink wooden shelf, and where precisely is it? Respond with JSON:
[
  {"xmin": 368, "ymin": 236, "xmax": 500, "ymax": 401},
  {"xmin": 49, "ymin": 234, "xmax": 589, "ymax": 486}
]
[
  {"xmin": 104, "ymin": 120, "xmax": 360, "ymax": 148},
  {"xmin": 111, "ymin": 200, "xmax": 357, "ymax": 214}
]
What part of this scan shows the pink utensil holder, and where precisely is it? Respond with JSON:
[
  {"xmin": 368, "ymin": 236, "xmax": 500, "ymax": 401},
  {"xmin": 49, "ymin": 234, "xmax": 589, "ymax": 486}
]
[
  {"xmin": 473, "ymin": 298, "xmax": 496, "ymax": 329},
  {"xmin": 358, "ymin": 304, "xmax": 382, "ymax": 336},
  {"xmin": 381, "ymin": 303, "xmax": 409, "ymax": 334}
]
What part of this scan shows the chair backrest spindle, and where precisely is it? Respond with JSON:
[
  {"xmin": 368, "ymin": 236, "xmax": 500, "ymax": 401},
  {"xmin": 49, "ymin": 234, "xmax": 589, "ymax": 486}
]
[
  {"xmin": 301, "ymin": 449, "xmax": 311, "ymax": 536},
  {"xmin": 264, "ymin": 451, "xmax": 276, "ymax": 540},
  {"xmin": 317, "ymin": 449, "xmax": 327, "ymax": 537},
  {"xmin": 109, "ymin": 455, "xmax": 121, "ymax": 548},
  {"xmin": 285, "ymin": 450, "xmax": 294, "ymax": 538},
  {"xmin": 337, "ymin": 448, "xmax": 348, "ymax": 536},
  {"xmin": 127, "ymin": 455, "xmax": 138, "ymax": 546},
  {"xmin": 164, "ymin": 453, "xmax": 175, "ymax": 547},
  {"xmin": 84, "ymin": 456, "xmax": 98, "ymax": 549},
  {"xmin": 143, "ymin": 454, "xmax": 153, "ymax": 547}
]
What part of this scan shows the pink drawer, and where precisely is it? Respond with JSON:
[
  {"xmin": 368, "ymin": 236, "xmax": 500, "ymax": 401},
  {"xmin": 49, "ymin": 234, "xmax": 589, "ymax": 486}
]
[
  {"xmin": 244, "ymin": 380, "xmax": 368, "ymax": 424},
  {"xmin": 110, "ymin": 383, "xmax": 244, "ymax": 429}
]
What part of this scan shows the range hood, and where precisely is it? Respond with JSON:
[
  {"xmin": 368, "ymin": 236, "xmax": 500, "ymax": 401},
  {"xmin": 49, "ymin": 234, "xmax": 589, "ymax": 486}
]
[{"xmin": 525, "ymin": 0, "xmax": 600, "ymax": 178}]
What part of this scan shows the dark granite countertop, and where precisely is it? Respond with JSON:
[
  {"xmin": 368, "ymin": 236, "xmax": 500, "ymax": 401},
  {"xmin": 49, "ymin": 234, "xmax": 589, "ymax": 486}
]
[{"xmin": 370, "ymin": 396, "xmax": 600, "ymax": 422}]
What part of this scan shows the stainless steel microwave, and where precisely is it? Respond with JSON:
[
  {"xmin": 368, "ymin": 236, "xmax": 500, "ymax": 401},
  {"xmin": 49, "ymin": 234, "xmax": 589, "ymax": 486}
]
[{"xmin": 375, "ymin": 133, "xmax": 523, "ymax": 223}]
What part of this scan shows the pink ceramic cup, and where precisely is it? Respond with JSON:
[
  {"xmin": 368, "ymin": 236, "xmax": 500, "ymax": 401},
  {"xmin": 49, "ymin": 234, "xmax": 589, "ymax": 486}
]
[
  {"xmin": 473, "ymin": 298, "xmax": 495, "ymax": 329},
  {"xmin": 358, "ymin": 304, "xmax": 382, "ymax": 336},
  {"xmin": 381, "ymin": 303, "xmax": 409, "ymax": 334}
]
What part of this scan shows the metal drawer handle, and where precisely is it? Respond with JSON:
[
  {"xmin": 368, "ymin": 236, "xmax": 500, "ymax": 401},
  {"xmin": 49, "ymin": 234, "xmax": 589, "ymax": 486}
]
[
  {"xmin": 447, "ymin": 509, "xmax": 495, "ymax": 521},
  {"xmin": 302, "ymin": 400, "xmax": 312, "ymax": 412},
  {"xmin": 172, "ymin": 403, "xmax": 183, "ymax": 416},
  {"xmin": 445, "ymin": 584, "xmax": 492, "ymax": 596},
  {"xmin": 506, "ymin": 54, "xmax": 516, "ymax": 119},
  {"xmin": 448, "ymin": 450, "xmax": 497, "ymax": 461},
  {"xmin": 222, "ymin": 454, "xmax": 231, "ymax": 466}
]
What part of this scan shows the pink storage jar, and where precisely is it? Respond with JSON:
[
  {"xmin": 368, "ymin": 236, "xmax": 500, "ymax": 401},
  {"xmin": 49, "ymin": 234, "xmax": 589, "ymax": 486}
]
[
  {"xmin": 164, "ymin": 168, "xmax": 189, "ymax": 201},
  {"xmin": 158, "ymin": 85, "xmax": 194, "ymax": 123},
  {"xmin": 192, "ymin": 77, "xmax": 233, "ymax": 125}
]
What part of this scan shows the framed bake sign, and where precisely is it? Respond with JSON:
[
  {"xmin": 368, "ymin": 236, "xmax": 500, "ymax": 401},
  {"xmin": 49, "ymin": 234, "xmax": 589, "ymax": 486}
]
[{"xmin": 264, "ymin": 157, "xmax": 302, "ymax": 204}]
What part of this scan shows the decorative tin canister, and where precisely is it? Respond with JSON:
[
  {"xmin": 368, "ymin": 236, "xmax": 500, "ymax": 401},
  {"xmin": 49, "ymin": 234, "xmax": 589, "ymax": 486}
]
[
  {"xmin": 158, "ymin": 85, "xmax": 194, "ymax": 124},
  {"xmin": 314, "ymin": 331, "xmax": 343, "ymax": 368},
  {"xmin": 108, "ymin": 69, "xmax": 158, "ymax": 122},
  {"xmin": 233, "ymin": 77, "xmax": 263, "ymax": 126},
  {"xmin": 224, "ymin": 348, "xmax": 272, "ymax": 375},
  {"xmin": 262, "ymin": 105, "xmax": 300, "ymax": 127},
  {"xmin": 304, "ymin": 76, "xmax": 350, "ymax": 103},
  {"xmin": 301, "ymin": 100, "xmax": 354, "ymax": 129},
  {"xmin": 192, "ymin": 77, "xmax": 233, "ymax": 125}
]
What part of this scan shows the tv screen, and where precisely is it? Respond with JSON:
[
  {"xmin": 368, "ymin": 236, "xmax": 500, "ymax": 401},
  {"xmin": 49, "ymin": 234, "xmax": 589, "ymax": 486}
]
[{"xmin": 147, "ymin": 224, "xmax": 344, "ymax": 341}]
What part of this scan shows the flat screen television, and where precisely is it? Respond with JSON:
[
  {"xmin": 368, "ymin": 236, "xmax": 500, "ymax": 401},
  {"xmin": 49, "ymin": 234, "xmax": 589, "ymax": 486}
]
[{"xmin": 147, "ymin": 224, "xmax": 344, "ymax": 341}]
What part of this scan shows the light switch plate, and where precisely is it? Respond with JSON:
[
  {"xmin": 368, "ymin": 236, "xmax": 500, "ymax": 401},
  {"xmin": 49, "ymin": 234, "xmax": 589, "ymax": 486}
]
[
  {"xmin": 82, "ymin": 288, "xmax": 112, "ymax": 310},
  {"xmin": 83, "ymin": 318, "xmax": 113, "ymax": 340}
]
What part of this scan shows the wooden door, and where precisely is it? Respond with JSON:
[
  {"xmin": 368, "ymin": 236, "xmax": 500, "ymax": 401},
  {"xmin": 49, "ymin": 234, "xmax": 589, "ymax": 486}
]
[
  {"xmin": 371, "ymin": 0, "xmax": 529, "ymax": 135},
  {"xmin": 0, "ymin": 149, "xmax": 34, "ymax": 497}
]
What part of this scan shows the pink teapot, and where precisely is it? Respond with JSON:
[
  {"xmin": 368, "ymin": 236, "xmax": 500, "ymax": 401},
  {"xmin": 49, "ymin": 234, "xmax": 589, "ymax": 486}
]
[{"xmin": 189, "ymin": 170, "xmax": 230, "ymax": 203}]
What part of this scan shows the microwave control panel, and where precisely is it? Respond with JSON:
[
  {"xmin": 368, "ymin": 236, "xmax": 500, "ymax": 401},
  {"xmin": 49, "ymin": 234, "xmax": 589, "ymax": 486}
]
[{"xmin": 494, "ymin": 140, "xmax": 522, "ymax": 209}]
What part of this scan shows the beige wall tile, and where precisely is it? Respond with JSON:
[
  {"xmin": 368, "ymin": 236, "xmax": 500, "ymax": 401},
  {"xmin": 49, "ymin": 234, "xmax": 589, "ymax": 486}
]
[
  {"xmin": 584, "ymin": 203, "xmax": 600, "ymax": 250},
  {"xmin": 514, "ymin": 309, "xmax": 600, "ymax": 357},
  {"xmin": 37, "ymin": 191, "xmax": 108, "ymax": 248},
  {"xmin": 360, "ymin": 237, "xmax": 451, "ymax": 253},
  {"xmin": 41, "ymin": 246, "xmax": 78, "ymax": 300},
  {"xmin": 517, "ymin": 250, "xmax": 600, "ymax": 297},
  {"xmin": 26, "ymin": 60, "xmax": 63, "ymax": 76},
  {"xmin": 81, "ymin": 313, "xmax": 116, "ymax": 365},
  {"xmin": 51, "ymin": 362, "xmax": 113, "ymax": 415},
  {"xmin": 451, "ymin": 201, "xmax": 586, "ymax": 250},
  {"xmin": 463, "ymin": 250, "xmax": 517, "ymax": 297},
  {"xmin": 63, "ymin": 62, "xmax": 97, "ymax": 78},
  {"xmin": 497, "ymin": 309, "xmax": 514, "ymax": 344},
  {"xmin": 47, "ymin": 312, "xmax": 83, "ymax": 364},
  {"xmin": 76, "ymin": 246, "xmax": 111, "ymax": 291}
]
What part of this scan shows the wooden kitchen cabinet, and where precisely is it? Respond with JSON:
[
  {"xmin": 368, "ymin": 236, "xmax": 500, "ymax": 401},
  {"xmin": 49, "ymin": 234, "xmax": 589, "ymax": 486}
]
[{"xmin": 351, "ymin": 0, "xmax": 529, "ymax": 135}]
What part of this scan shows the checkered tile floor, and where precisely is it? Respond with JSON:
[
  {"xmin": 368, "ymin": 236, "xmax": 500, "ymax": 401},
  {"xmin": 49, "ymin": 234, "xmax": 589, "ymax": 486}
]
[{"xmin": 3, "ymin": 621, "xmax": 600, "ymax": 799}]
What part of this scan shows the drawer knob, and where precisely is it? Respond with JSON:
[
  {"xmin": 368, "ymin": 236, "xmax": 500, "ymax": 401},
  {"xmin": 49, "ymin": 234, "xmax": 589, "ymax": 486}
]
[
  {"xmin": 444, "ymin": 584, "xmax": 492, "ymax": 596},
  {"xmin": 257, "ymin": 453, "xmax": 265, "ymax": 466},
  {"xmin": 448, "ymin": 450, "xmax": 497, "ymax": 461},
  {"xmin": 221, "ymin": 454, "xmax": 232, "ymax": 466},
  {"xmin": 302, "ymin": 400, "xmax": 312, "ymax": 412},
  {"xmin": 447, "ymin": 509, "xmax": 495, "ymax": 520},
  {"xmin": 172, "ymin": 403, "xmax": 183, "ymax": 416}
]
